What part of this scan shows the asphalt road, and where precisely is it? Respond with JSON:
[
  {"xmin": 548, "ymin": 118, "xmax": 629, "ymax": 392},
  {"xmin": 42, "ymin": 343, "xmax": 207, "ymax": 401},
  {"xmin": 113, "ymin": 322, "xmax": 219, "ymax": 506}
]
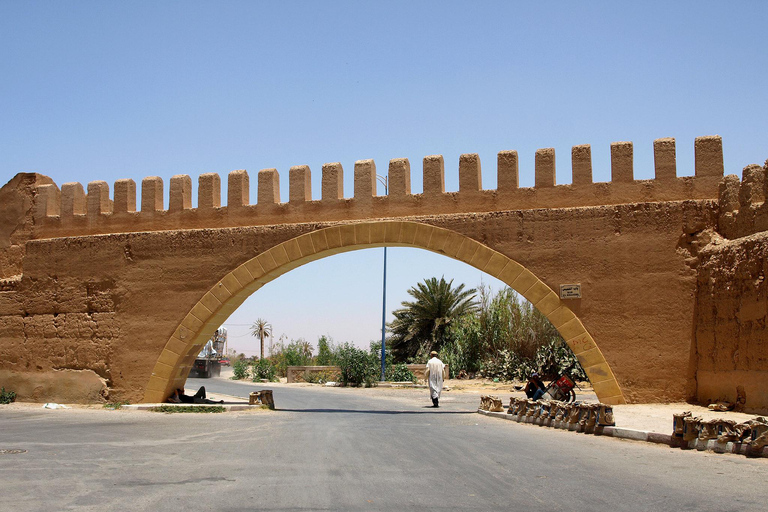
[{"xmin": 2, "ymin": 377, "xmax": 767, "ymax": 512}]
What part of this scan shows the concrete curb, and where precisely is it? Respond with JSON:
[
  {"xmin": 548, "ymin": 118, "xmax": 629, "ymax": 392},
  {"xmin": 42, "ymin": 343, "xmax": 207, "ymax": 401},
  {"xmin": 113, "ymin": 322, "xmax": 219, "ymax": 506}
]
[{"xmin": 477, "ymin": 409, "xmax": 768, "ymax": 458}]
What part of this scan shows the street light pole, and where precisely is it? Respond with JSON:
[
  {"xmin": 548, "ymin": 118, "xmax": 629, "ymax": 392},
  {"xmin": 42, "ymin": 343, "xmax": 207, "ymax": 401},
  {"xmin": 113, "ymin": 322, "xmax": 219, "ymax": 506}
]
[{"xmin": 376, "ymin": 174, "xmax": 388, "ymax": 381}]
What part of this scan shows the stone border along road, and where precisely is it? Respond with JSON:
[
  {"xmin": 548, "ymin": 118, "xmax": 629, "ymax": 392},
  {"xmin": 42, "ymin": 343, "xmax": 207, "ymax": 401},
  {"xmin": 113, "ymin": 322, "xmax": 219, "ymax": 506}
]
[{"xmin": 477, "ymin": 409, "xmax": 768, "ymax": 458}]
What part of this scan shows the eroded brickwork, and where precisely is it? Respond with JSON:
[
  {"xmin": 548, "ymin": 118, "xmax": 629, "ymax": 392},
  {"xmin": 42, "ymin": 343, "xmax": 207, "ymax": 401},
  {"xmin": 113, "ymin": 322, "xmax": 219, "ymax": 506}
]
[{"xmin": 695, "ymin": 160, "xmax": 768, "ymax": 412}]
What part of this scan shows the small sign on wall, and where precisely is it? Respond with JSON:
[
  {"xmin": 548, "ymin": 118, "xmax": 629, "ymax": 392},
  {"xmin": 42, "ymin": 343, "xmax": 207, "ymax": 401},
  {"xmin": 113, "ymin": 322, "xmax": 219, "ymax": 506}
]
[{"xmin": 560, "ymin": 284, "xmax": 582, "ymax": 299}]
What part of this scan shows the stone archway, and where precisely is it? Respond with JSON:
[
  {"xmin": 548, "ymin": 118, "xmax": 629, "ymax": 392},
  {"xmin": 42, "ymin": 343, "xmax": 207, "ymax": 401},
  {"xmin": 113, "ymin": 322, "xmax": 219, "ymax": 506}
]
[{"xmin": 143, "ymin": 220, "xmax": 625, "ymax": 405}]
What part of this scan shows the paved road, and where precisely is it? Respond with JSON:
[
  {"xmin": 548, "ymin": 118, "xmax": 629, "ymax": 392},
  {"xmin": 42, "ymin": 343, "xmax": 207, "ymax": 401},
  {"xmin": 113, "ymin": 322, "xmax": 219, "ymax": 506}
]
[{"xmin": 2, "ymin": 377, "xmax": 766, "ymax": 511}]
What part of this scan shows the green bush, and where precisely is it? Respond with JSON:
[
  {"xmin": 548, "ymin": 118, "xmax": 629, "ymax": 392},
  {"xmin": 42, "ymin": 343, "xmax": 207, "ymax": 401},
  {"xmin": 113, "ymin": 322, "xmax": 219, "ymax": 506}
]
[
  {"xmin": 0, "ymin": 387, "xmax": 16, "ymax": 404},
  {"xmin": 335, "ymin": 343, "xmax": 379, "ymax": 387},
  {"xmin": 251, "ymin": 358, "xmax": 277, "ymax": 382},
  {"xmin": 270, "ymin": 339, "xmax": 314, "ymax": 376},
  {"xmin": 385, "ymin": 363, "xmax": 416, "ymax": 383},
  {"xmin": 315, "ymin": 335, "xmax": 336, "ymax": 366},
  {"xmin": 479, "ymin": 340, "xmax": 586, "ymax": 382},
  {"xmin": 231, "ymin": 358, "xmax": 250, "ymax": 380}
]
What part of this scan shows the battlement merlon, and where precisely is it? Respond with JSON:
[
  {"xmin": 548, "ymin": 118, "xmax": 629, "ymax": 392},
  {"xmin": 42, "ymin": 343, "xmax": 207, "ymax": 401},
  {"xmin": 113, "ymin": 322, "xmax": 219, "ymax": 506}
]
[{"xmin": 25, "ymin": 135, "xmax": 736, "ymax": 238}]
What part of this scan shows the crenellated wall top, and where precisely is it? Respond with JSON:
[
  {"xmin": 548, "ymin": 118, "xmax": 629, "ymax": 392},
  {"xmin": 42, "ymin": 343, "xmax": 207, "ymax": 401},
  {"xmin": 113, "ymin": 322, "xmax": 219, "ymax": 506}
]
[{"xmin": 31, "ymin": 136, "xmax": 727, "ymax": 239}]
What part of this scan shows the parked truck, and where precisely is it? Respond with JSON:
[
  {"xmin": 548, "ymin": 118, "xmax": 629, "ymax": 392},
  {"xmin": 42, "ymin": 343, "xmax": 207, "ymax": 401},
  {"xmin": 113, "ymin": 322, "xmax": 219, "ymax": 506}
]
[{"xmin": 192, "ymin": 328, "xmax": 227, "ymax": 378}]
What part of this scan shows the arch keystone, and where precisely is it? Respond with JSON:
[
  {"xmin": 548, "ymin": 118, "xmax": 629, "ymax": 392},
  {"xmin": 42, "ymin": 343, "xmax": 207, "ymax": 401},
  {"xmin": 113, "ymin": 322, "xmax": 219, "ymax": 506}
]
[
  {"xmin": 384, "ymin": 222, "xmax": 403, "ymax": 243},
  {"xmin": 369, "ymin": 222, "xmax": 387, "ymax": 244},
  {"xmin": 354, "ymin": 223, "xmax": 371, "ymax": 245},
  {"xmin": 398, "ymin": 223, "xmax": 418, "ymax": 245},
  {"xmin": 339, "ymin": 225, "xmax": 356, "ymax": 247}
]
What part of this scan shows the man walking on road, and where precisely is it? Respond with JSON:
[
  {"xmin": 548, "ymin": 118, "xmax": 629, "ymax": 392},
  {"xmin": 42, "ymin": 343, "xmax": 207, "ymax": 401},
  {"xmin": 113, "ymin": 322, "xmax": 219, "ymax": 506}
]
[{"xmin": 425, "ymin": 350, "xmax": 445, "ymax": 407}]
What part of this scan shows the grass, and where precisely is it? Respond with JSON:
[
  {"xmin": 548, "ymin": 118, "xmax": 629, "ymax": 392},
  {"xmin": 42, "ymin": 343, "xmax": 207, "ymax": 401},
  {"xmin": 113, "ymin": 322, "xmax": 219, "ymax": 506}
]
[
  {"xmin": 150, "ymin": 405, "xmax": 226, "ymax": 414},
  {"xmin": 103, "ymin": 401, "xmax": 130, "ymax": 410}
]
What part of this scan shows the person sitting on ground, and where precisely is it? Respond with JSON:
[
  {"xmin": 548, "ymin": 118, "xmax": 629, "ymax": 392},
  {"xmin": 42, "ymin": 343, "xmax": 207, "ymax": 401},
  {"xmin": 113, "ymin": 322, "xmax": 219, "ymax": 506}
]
[
  {"xmin": 167, "ymin": 386, "xmax": 223, "ymax": 404},
  {"xmin": 524, "ymin": 373, "xmax": 546, "ymax": 401}
]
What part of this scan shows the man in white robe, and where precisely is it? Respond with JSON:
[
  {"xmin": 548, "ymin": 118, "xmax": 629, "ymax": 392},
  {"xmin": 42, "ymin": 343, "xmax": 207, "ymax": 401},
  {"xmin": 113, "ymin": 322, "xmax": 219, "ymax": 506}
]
[{"xmin": 425, "ymin": 350, "xmax": 445, "ymax": 407}]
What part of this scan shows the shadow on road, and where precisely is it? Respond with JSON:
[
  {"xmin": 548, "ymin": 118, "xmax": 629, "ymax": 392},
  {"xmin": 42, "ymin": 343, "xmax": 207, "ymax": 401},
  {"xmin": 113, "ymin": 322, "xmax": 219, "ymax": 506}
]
[{"xmin": 277, "ymin": 408, "xmax": 476, "ymax": 415}]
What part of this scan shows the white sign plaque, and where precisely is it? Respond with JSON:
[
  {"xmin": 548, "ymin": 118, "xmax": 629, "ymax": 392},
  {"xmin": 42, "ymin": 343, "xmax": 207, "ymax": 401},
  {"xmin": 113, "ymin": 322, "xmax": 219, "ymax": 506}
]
[{"xmin": 560, "ymin": 284, "xmax": 582, "ymax": 299}]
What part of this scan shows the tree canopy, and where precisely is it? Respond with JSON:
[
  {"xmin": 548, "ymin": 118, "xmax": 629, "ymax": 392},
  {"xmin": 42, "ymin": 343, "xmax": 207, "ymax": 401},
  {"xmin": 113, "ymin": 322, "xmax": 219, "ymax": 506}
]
[{"xmin": 387, "ymin": 276, "xmax": 478, "ymax": 361}]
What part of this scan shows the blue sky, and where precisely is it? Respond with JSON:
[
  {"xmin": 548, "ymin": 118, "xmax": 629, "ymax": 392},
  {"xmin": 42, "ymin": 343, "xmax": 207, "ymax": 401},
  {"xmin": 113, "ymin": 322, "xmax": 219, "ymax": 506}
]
[{"xmin": 2, "ymin": 2, "xmax": 766, "ymax": 356}]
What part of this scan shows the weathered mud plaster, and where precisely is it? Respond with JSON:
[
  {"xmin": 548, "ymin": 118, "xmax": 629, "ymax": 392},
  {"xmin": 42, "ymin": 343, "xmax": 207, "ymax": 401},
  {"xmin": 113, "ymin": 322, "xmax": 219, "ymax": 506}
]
[
  {"xmin": 0, "ymin": 369, "xmax": 108, "ymax": 403},
  {"xmin": 694, "ymin": 162, "xmax": 768, "ymax": 413},
  {"xmin": 0, "ymin": 136, "xmax": 765, "ymax": 409}
]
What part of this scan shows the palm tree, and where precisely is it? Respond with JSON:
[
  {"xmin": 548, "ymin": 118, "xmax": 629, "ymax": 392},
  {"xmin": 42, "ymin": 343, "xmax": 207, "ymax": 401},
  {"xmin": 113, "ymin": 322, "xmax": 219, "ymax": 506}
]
[
  {"xmin": 388, "ymin": 277, "xmax": 478, "ymax": 361},
  {"xmin": 250, "ymin": 318, "xmax": 272, "ymax": 359}
]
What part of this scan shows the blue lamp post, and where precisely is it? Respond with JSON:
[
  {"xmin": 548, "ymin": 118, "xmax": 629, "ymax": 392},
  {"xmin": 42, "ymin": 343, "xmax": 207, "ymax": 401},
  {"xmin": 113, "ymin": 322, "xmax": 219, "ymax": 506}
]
[{"xmin": 376, "ymin": 174, "xmax": 388, "ymax": 381}]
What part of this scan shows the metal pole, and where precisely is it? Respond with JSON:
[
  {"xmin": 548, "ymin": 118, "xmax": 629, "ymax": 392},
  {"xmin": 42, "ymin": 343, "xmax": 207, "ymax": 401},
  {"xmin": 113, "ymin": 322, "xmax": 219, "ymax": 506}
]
[
  {"xmin": 376, "ymin": 174, "xmax": 388, "ymax": 381},
  {"xmin": 380, "ymin": 246, "xmax": 387, "ymax": 381}
]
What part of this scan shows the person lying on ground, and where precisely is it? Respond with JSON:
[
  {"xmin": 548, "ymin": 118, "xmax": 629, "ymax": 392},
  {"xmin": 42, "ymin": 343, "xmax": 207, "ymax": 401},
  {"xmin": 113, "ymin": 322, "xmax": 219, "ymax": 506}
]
[{"xmin": 167, "ymin": 386, "xmax": 223, "ymax": 404}]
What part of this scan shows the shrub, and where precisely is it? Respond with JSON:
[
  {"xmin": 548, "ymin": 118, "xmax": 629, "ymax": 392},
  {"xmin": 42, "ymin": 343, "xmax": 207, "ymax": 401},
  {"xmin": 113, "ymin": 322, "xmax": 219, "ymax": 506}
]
[
  {"xmin": 335, "ymin": 343, "xmax": 379, "ymax": 387},
  {"xmin": 231, "ymin": 358, "xmax": 250, "ymax": 380},
  {"xmin": 251, "ymin": 358, "xmax": 277, "ymax": 382},
  {"xmin": 315, "ymin": 335, "xmax": 336, "ymax": 366},
  {"xmin": 479, "ymin": 340, "xmax": 586, "ymax": 382},
  {"xmin": 270, "ymin": 338, "xmax": 314, "ymax": 376},
  {"xmin": 385, "ymin": 363, "xmax": 416, "ymax": 383},
  {"xmin": 0, "ymin": 387, "xmax": 16, "ymax": 404}
]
